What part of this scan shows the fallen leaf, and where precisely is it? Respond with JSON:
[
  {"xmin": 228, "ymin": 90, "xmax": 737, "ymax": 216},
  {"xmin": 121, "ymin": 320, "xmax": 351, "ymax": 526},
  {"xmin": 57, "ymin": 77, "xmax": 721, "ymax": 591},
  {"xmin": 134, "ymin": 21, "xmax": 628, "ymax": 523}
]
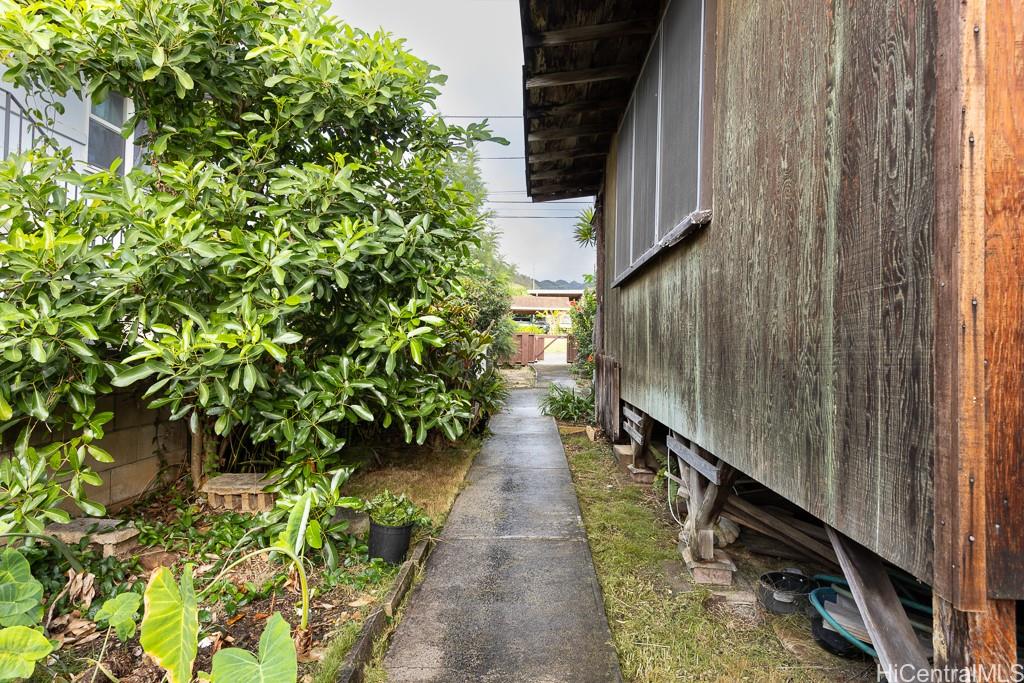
[
  {"xmin": 347, "ymin": 596, "xmax": 373, "ymax": 608},
  {"xmin": 226, "ymin": 612, "xmax": 247, "ymax": 626}
]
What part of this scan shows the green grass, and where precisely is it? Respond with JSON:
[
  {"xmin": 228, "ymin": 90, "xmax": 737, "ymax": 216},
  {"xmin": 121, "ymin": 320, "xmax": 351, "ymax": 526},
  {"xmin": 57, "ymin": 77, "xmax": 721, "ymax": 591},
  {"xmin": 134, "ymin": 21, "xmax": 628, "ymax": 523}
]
[
  {"xmin": 560, "ymin": 432, "xmax": 868, "ymax": 682},
  {"xmin": 312, "ymin": 620, "xmax": 363, "ymax": 683}
]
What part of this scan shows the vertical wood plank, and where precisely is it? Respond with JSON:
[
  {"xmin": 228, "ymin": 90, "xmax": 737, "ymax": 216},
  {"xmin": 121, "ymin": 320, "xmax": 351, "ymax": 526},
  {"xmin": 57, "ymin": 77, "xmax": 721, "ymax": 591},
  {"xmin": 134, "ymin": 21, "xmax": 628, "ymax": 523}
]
[
  {"xmin": 932, "ymin": 0, "xmax": 1019, "ymax": 672},
  {"xmin": 982, "ymin": 0, "xmax": 1024, "ymax": 600}
]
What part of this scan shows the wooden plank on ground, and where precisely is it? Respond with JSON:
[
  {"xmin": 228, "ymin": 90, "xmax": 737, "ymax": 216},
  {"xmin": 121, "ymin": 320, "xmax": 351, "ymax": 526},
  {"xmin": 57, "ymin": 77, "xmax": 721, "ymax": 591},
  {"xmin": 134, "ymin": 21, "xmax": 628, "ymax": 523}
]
[{"xmin": 826, "ymin": 527, "xmax": 929, "ymax": 682}]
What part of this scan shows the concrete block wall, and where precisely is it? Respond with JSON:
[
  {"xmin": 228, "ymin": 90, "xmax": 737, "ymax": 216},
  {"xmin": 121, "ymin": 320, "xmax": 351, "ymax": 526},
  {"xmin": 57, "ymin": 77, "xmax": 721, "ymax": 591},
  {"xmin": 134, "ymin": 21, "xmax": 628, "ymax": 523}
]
[{"xmin": 78, "ymin": 392, "xmax": 188, "ymax": 509}]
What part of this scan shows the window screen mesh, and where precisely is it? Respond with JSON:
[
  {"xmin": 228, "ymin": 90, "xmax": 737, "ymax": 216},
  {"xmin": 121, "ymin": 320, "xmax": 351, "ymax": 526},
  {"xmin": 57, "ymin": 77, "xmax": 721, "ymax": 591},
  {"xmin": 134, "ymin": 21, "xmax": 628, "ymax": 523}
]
[
  {"xmin": 631, "ymin": 34, "xmax": 660, "ymax": 258},
  {"xmin": 614, "ymin": 105, "xmax": 634, "ymax": 277}
]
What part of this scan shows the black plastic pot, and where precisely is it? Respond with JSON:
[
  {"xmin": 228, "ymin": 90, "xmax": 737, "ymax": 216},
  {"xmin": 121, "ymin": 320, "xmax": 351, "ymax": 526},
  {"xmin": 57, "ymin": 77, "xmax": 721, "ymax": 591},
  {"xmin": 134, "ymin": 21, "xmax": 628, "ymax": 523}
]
[{"xmin": 368, "ymin": 520, "xmax": 412, "ymax": 564}]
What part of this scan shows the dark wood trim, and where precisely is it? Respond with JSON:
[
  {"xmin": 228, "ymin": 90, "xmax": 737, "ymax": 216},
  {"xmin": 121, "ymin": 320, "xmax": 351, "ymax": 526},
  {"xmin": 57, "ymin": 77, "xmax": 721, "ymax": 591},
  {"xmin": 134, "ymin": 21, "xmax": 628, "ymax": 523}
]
[
  {"xmin": 528, "ymin": 99, "xmax": 629, "ymax": 118},
  {"xmin": 529, "ymin": 180, "xmax": 600, "ymax": 196},
  {"xmin": 528, "ymin": 149, "xmax": 607, "ymax": 164},
  {"xmin": 527, "ymin": 124, "xmax": 616, "ymax": 142},
  {"xmin": 530, "ymin": 189, "xmax": 595, "ymax": 202},
  {"xmin": 526, "ymin": 65, "xmax": 640, "ymax": 89},
  {"xmin": 528, "ymin": 166, "xmax": 603, "ymax": 182},
  {"xmin": 826, "ymin": 528, "xmax": 930, "ymax": 681},
  {"xmin": 610, "ymin": 209, "xmax": 711, "ymax": 288},
  {"xmin": 523, "ymin": 19, "xmax": 656, "ymax": 48}
]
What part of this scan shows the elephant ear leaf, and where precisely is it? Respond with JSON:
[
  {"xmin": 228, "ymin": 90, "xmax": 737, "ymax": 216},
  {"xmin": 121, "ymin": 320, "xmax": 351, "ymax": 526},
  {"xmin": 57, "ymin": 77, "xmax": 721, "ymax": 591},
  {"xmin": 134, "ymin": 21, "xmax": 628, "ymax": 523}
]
[
  {"xmin": 210, "ymin": 612, "xmax": 296, "ymax": 683},
  {"xmin": 0, "ymin": 550, "xmax": 43, "ymax": 627},
  {"xmin": 140, "ymin": 566, "xmax": 198, "ymax": 683},
  {"xmin": 0, "ymin": 626, "xmax": 53, "ymax": 681},
  {"xmin": 96, "ymin": 592, "xmax": 142, "ymax": 641}
]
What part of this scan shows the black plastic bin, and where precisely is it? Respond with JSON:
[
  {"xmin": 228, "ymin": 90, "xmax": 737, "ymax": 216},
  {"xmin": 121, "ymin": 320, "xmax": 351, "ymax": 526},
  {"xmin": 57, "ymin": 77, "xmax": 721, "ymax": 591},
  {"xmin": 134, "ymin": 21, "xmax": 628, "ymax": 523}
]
[{"xmin": 368, "ymin": 520, "xmax": 412, "ymax": 564}]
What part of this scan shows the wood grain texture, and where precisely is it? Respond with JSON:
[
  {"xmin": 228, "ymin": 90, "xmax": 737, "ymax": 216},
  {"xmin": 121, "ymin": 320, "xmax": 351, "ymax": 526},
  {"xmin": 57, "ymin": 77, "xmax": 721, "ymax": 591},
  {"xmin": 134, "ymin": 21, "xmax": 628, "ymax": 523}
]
[
  {"xmin": 932, "ymin": 0, "xmax": 988, "ymax": 610},
  {"xmin": 602, "ymin": 0, "xmax": 936, "ymax": 580},
  {"xmin": 933, "ymin": 597, "xmax": 1017, "ymax": 673},
  {"xmin": 827, "ymin": 527, "xmax": 930, "ymax": 681},
  {"xmin": 982, "ymin": 0, "xmax": 1024, "ymax": 600}
]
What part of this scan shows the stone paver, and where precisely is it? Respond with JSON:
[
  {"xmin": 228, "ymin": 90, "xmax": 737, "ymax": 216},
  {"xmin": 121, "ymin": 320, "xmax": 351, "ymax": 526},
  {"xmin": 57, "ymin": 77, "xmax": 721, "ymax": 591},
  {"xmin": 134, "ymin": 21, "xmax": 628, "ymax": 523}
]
[{"xmin": 384, "ymin": 365, "xmax": 621, "ymax": 682}]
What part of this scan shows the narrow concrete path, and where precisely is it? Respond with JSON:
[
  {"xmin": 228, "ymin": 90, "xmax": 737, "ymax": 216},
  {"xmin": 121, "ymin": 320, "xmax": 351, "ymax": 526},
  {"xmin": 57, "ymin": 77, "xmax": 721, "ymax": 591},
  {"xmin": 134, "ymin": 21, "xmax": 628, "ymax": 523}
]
[{"xmin": 384, "ymin": 365, "xmax": 622, "ymax": 682}]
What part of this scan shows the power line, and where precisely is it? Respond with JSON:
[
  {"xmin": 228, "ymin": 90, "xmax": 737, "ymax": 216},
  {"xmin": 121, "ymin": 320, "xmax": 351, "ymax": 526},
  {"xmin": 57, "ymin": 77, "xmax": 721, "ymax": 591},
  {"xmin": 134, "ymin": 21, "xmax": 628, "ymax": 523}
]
[{"xmin": 443, "ymin": 115, "xmax": 523, "ymax": 119}]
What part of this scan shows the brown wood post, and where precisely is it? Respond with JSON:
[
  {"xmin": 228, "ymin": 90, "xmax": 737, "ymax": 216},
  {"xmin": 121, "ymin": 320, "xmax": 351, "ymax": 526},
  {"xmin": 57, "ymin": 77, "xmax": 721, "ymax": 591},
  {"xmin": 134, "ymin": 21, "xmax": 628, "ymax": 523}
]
[
  {"xmin": 932, "ymin": 0, "xmax": 1020, "ymax": 671},
  {"xmin": 190, "ymin": 420, "xmax": 204, "ymax": 490}
]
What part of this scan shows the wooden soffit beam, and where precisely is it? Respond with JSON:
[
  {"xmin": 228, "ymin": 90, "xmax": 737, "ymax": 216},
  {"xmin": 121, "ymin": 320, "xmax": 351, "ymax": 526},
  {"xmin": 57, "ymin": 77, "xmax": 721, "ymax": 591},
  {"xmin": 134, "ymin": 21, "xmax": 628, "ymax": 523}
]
[
  {"xmin": 525, "ymin": 64, "xmax": 639, "ymax": 89},
  {"xmin": 527, "ymin": 124, "xmax": 616, "ymax": 142},
  {"xmin": 523, "ymin": 19, "xmax": 656, "ymax": 48}
]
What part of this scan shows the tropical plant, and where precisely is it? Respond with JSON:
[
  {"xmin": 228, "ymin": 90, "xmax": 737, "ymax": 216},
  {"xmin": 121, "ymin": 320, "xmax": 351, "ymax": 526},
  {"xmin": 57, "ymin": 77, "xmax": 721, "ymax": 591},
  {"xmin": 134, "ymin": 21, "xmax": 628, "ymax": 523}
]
[
  {"xmin": 267, "ymin": 470, "xmax": 361, "ymax": 568},
  {"xmin": 573, "ymin": 207, "xmax": 597, "ymax": 247},
  {"xmin": 140, "ymin": 566, "xmax": 199, "ymax": 683},
  {"xmin": 363, "ymin": 491, "xmax": 429, "ymax": 528},
  {"xmin": 140, "ymin": 545, "xmax": 308, "ymax": 683},
  {"xmin": 208, "ymin": 612, "xmax": 296, "ymax": 683},
  {"xmin": 569, "ymin": 289, "xmax": 597, "ymax": 379},
  {"xmin": 95, "ymin": 592, "xmax": 142, "ymax": 641},
  {"xmin": 539, "ymin": 384, "xmax": 594, "ymax": 424},
  {"xmin": 0, "ymin": 626, "xmax": 52, "ymax": 681},
  {"xmin": 0, "ymin": 0, "xmax": 508, "ymax": 531}
]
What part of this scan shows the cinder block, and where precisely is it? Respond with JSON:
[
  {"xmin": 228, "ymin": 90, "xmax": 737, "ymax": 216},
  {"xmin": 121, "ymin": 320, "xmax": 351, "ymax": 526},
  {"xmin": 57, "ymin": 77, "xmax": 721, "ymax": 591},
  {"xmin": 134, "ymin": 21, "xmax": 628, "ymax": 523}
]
[
  {"xmin": 107, "ymin": 456, "xmax": 162, "ymax": 505},
  {"xmin": 155, "ymin": 419, "xmax": 188, "ymax": 462},
  {"xmin": 114, "ymin": 392, "xmax": 158, "ymax": 431}
]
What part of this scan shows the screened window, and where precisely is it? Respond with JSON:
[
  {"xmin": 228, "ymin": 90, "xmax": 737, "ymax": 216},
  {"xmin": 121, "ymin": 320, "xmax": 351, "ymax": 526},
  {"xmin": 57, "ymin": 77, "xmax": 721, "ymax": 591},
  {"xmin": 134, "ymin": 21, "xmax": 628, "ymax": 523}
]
[
  {"xmin": 88, "ymin": 93, "xmax": 131, "ymax": 174},
  {"xmin": 612, "ymin": 0, "xmax": 713, "ymax": 286}
]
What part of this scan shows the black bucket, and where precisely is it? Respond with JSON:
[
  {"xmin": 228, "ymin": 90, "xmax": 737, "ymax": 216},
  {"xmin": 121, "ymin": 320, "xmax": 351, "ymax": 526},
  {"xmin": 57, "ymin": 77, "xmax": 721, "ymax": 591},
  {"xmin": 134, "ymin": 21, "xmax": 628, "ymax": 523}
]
[{"xmin": 368, "ymin": 521, "xmax": 412, "ymax": 564}]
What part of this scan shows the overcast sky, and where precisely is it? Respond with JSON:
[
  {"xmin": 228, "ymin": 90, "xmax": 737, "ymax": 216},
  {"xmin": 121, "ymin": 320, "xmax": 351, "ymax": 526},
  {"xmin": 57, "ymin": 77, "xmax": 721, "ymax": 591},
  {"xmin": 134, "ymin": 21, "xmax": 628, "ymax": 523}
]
[{"xmin": 331, "ymin": 0, "xmax": 596, "ymax": 283}]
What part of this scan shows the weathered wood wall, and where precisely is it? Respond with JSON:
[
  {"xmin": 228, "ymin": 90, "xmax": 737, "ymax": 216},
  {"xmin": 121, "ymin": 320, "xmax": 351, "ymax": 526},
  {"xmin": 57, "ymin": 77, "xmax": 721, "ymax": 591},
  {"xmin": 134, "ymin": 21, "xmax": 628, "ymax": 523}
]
[{"xmin": 602, "ymin": 0, "xmax": 937, "ymax": 580}]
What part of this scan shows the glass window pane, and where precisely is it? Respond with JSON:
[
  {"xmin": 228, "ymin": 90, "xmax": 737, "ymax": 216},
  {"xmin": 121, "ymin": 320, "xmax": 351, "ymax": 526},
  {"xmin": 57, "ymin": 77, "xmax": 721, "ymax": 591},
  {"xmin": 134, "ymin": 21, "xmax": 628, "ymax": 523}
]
[
  {"xmin": 88, "ymin": 120, "xmax": 126, "ymax": 174},
  {"xmin": 91, "ymin": 93, "xmax": 125, "ymax": 126}
]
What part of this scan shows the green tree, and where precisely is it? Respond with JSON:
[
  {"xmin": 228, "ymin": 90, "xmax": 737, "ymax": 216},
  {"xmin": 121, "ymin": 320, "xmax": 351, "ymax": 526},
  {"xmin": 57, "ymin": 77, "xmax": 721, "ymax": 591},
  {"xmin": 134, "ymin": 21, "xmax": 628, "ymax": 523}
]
[{"xmin": 0, "ymin": 0, "xmax": 505, "ymax": 530}]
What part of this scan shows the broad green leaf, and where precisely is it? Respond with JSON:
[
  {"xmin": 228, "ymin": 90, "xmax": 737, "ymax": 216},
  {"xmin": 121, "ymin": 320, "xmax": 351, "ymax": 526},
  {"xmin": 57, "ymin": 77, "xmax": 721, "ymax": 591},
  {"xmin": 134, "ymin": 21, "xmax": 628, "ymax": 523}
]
[
  {"xmin": 28, "ymin": 339, "xmax": 46, "ymax": 364},
  {"xmin": 152, "ymin": 45, "xmax": 165, "ymax": 67},
  {"xmin": 171, "ymin": 66, "xmax": 194, "ymax": 90},
  {"xmin": 112, "ymin": 362, "xmax": 166, "ymax": 387},
  {"xmin": 0, "ymin": 550, "xmax": 42, "ymax": 626},
  {"xmin": 96, "ymin": 592, "xmax": 141, "ymax": 641},
  {"xmin": 0, "ymin": 396, "xmax": 10, "ymax": 421},
  {"xmin": 209, "ymin": 612, "xmax": 296, "ymax": 683},
  {"xmin": 0, "ymin": 626, "xmax": 53, "ymax": 681},
  {"xmin": 272, "ymin": 332, "xmax": 302, "ymax": 345},
  {"xmin": 275, "ymin": 493, "xmax": 310, "ymax": 557},
  {"xmin": 140, "ymin": 566, "xmax": 199, "ymax": 683},
  {"xmin": 349, "ymin": 404, "xmax": 372, "ymax": 421},
  {"xmin": 304, "ymin": 519, "xmax": 322, "ymax": 549}
]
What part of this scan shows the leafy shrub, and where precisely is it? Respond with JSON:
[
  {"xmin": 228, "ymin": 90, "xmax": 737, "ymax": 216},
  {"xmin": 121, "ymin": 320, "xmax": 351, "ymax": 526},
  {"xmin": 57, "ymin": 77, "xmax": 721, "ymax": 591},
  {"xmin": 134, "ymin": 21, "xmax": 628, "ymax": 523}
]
[
  {"xmin": 515, "ymin": 323, "xmax": 546, "ymax": 335},
  {"xmin": 0, "ymin": 0, "xmax": 507, "ymax": 530},
  {"xmin": 539, "ymin": 384, "xmax": 594, "ymax": 424},
  {"xmin": 363, "ymin": 491, "xmax": 429, "ymax": 528},
  {"xmin": 569, "ymin": 289, "xmax": 597, "ymax": 379}
]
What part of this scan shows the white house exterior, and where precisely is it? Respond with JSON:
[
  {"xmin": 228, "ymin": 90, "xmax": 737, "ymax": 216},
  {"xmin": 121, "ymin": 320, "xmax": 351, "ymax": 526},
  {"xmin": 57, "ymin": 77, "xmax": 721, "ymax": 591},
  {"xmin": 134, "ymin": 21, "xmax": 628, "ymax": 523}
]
[{"xmin": 1, "ymin": 71, "xmax": 135, "ymax": 174}]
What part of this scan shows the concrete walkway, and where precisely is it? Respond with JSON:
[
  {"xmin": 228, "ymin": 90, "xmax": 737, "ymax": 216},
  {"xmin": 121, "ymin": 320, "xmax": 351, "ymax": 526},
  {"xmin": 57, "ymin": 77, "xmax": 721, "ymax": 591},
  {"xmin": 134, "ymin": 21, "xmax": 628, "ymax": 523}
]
[{"xmin": 384, "ymin": 365, "xmax": 622, "ymax": 682}]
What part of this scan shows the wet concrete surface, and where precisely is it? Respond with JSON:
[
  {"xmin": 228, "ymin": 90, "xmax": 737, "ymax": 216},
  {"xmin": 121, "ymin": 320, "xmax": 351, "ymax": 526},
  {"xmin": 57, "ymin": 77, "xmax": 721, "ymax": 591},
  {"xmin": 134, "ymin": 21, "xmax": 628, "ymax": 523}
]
[{"xmin": 384, "ymin": 365, "xmax": 622, "ymax": 682}]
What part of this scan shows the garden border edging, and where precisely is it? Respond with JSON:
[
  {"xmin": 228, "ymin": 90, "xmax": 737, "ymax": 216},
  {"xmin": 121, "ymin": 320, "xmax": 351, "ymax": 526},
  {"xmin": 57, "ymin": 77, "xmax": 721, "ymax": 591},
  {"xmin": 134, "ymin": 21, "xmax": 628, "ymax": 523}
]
[{"xmin": 334, "ymin": 537, "xmax": 434, "ymax": 682}]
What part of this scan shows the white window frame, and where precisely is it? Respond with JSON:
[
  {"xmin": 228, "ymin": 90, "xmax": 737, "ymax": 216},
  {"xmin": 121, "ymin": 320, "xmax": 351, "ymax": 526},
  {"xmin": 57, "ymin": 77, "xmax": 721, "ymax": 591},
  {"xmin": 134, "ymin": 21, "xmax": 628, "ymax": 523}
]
[{"xmin": 86, "ymin": 94, "xmax": 135, "ymax": 174}]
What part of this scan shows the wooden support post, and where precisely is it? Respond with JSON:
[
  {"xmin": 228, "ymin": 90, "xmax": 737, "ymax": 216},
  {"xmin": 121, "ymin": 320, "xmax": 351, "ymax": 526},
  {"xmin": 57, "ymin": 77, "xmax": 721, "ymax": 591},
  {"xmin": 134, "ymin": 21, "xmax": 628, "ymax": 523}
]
[
  {"xmin": 932, "ymin": 0, "xmax": 1021, "ymax": 671},
  {"xmin": 826, "ymin": 527, "xmax": 929, "ymax": 682},
  {"xmin": 190, "ymin": 421, "xmax": 204, "ymax": 490}
]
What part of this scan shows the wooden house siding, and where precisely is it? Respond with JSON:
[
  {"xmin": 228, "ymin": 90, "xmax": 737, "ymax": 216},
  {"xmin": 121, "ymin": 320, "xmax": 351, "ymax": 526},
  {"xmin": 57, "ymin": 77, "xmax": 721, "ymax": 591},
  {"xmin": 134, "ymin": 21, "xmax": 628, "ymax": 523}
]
[{"xmin": 601, "ymin": 0, "xmax": 936, "ymax": 581}]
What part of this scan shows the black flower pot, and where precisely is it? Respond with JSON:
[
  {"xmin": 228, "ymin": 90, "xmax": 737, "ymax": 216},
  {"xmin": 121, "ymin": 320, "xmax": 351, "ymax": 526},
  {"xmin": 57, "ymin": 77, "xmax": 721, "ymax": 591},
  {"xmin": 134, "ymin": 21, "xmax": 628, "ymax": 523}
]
[{"xmin": 368, "ymin": 520, "xmax": 412, "ymax": 564}]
